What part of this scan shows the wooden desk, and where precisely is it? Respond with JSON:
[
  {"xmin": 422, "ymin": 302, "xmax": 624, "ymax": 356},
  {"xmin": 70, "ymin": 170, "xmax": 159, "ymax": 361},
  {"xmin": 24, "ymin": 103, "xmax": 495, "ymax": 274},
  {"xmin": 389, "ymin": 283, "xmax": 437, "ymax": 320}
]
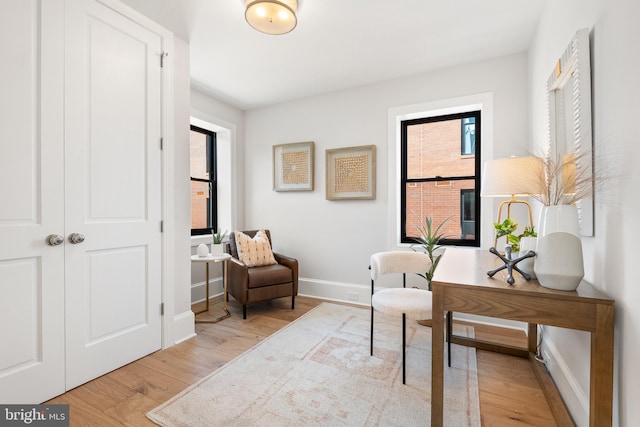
[{"xmin": 430, "ymin": 248, "xmax": 614, "ymax": 427}]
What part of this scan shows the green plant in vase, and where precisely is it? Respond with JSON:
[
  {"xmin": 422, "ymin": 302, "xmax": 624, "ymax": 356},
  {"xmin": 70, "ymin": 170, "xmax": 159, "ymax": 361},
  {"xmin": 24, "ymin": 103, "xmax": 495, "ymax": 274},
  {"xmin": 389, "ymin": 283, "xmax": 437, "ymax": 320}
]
[
  {"xmin": 413, "ymin": 216, "xmax": 451, "ymax": 291},
  {"xmin": 212, "ymin": 229, "xmax": 227, "ymax": 244},
  {"xmin": 493, "ymin": 218, "xmax": 537, "ymax": 252},
  {"xmin": 211, "ymin": 229, "xmax": 228, "ymax": 255}
]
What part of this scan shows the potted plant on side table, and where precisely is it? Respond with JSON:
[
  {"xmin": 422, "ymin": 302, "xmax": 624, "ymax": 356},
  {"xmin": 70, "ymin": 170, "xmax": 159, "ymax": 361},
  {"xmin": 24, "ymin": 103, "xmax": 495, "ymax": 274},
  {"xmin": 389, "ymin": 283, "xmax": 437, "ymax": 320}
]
[{"xmin": 211, "ymin": 229, "xmax": 228, "ymax": 255}]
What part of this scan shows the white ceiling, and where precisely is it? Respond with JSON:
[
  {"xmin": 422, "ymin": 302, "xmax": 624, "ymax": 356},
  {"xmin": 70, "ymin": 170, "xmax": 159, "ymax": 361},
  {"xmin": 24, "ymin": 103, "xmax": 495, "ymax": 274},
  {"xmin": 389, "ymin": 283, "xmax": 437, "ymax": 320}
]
[{"xmin": 120, "ymin": 0, "xmax": 546, "ymax": 110}]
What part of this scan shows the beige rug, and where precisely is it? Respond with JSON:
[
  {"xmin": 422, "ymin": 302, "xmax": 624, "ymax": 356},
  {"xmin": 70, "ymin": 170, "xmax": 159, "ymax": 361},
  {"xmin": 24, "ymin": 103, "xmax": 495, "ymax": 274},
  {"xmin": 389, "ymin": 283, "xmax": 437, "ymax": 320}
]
[{"xmin": 147, "ymin": 302, "xmax": 480, "ymax": 426}]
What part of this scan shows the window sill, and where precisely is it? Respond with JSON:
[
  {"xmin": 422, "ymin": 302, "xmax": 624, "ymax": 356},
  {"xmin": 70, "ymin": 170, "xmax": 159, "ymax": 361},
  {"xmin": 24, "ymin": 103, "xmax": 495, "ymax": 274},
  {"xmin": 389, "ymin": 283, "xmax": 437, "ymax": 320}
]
[{"xmin": 191, "ymin": 234, "xmax": 212, "ymax": 247}]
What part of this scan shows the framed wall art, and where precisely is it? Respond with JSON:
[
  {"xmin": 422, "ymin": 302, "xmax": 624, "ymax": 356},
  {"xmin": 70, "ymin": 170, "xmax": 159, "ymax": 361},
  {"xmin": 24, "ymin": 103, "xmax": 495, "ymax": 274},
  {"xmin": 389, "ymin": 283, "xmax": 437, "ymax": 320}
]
[
  {"xmin": 326, "ymin": 145, "xmax": 376, "ymax": 200},
  {"xmin": 273, "ymin": 141, "xmax": 314, "ymax": 192}
]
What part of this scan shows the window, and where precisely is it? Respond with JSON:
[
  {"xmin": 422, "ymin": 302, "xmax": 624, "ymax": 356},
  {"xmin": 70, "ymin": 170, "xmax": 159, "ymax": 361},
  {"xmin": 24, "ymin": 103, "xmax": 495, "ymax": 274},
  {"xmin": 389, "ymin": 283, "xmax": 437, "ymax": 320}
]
[
  {"xmin": 190, "ymin": 125, "xmax": 217, "ymax": 236},
  {"xmin": 400, "ymin": 111, "xmax": 481, "ymax": 246}
]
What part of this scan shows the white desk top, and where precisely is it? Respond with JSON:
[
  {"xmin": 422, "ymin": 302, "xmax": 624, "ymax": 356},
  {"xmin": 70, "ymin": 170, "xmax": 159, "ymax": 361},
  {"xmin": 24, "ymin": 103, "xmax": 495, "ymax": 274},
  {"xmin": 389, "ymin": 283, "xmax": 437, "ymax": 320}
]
[{"xmin": 191, "ymin": 253, "xmax": 232, "ymax": 263}]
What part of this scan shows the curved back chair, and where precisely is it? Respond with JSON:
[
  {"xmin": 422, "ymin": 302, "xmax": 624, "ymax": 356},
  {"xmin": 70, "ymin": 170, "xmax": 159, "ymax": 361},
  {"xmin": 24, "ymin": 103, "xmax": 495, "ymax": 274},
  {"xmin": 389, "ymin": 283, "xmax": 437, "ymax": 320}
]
[{"xmin": 370, "ymin": 251, "xmax": 452, "ymax": 384}]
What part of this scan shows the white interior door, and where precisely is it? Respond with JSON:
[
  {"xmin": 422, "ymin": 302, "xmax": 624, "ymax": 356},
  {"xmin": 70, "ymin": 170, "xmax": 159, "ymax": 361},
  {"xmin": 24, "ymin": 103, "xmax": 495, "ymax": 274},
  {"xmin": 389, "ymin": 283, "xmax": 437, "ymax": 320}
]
[
  {"xmin": 0, "ymin": 0, "xmax": 66, "ymax": 403},
  {"xmin": 64, "ymin": 0, "xmax": 163, "ymax": 389}
]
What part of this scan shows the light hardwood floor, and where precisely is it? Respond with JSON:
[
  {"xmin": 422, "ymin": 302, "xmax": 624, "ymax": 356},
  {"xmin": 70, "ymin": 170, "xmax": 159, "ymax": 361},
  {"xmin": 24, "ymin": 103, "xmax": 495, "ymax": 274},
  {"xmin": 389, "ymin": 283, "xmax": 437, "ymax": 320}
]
[{"xmin": 47, "ymin": 296, "xmax": 557, "ymax": 426}]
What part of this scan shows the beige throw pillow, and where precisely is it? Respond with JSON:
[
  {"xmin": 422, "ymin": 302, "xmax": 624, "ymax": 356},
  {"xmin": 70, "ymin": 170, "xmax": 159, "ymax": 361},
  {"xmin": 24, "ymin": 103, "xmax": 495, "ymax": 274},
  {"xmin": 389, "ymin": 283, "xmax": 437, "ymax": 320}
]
[{"xmin": 234, "ymin": 229, "xmax": 277, "ymax": 267}]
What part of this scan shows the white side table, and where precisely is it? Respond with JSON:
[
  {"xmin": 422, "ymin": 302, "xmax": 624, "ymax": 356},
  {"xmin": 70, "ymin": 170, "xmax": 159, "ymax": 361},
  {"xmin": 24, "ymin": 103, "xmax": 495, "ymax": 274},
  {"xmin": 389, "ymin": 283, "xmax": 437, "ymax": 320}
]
[{"xmin": 191, "ymin": 253, "xmax": 232, "ymax": 323}]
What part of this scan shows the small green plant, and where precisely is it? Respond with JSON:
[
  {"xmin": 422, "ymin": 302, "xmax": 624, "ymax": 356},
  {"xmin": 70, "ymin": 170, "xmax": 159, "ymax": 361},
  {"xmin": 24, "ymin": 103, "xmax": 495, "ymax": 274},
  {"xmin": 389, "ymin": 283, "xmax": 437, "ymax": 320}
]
[
  {"xmin": 413, "ymin": 216, "xmax": 451, "ymax": 290},
  {"xmin": 493, "ymin": 219, "xmax": 537, "ymax": 252},
  {"xmin": 212, "ymin": 229, "xmax": 227, "ymax": 244}
]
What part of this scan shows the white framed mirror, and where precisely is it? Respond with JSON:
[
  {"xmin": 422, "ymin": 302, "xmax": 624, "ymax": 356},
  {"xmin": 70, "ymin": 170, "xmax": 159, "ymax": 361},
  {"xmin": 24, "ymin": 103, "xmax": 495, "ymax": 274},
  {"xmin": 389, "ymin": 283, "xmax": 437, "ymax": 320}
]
[{"xmin": 547, "ymin": 28, "xmax": 594, "ymax": 236}]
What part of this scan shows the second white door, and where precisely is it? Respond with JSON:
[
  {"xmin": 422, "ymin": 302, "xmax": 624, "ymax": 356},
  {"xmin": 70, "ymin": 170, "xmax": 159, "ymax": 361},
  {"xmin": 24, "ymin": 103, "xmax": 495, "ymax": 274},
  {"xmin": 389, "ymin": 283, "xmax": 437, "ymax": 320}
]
[{"xmin": 63, "ymin": 0, "xmax": 163, "ymax": 389}]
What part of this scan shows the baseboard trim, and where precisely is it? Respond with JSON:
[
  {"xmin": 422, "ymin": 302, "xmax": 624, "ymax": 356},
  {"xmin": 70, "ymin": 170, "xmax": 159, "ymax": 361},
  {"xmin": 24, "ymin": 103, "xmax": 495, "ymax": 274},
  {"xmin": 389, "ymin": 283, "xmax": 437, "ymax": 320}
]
[
  {"xmin": 189, "ymin": 276, "xmax": 529, "ymax": 334},
  {"xmin": 191, "ymin": 278, "xmax": 223, "ymax": 304},
  {"xmin": 542, "ymin": 335, "xmax": 589, "ymax": 426},
  {"xmin": 299, "ymin": 277, "xmax": 527, "ymax": 332},
  {"xmin": 172, "ymin": 309, "xmax": 196, "ymax": 345}
]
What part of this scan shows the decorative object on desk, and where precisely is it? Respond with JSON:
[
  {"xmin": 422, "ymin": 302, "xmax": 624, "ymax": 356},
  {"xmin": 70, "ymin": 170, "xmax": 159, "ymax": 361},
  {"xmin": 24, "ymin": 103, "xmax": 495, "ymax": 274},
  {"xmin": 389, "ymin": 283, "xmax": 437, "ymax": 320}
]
[
  {"xmin": 538, "ymin": 204, "xmax": 580, "ymax": 238},
  {"xmin": 196, "ymin": 243, "xmax": 209, "ymax": 257},
  {"xmin": 486, "ymin": 245, "xmax": 536, "ymax": 285},
  {"xmin": 211, "ymin": 229, "xmax": 228, "ymax": 255},
  {"xmin": 518, "ymin": 235, "xmax": 538, "ymax": 278},
  {"xmin": 481, "ymin": 156, "xmax": 544, "ymax": 247},
  {"xmin": 412, "ymin": 215, "xmax": 451, "ymax": 291},
  {"xmin": 535, "ymin": 205, "xmax": 582, "ymax": 286},
  {"xmin": 526, "ymin": 151, "xmax": 586, "ymax": 287},
  {"xmin": 325, "ymin": 145, "xmax": 376, "ymax": 200},
  {"xmin": 273, "ymin": 141, "xmax": 314, "ymax": 191},
  {"xmin": 534, "ymin": 232, "xmax": 584, "ymax": 291},
  {"xmin": 493, "ymin": 218, "xmax": 537, "ymax": 253},
  {"xmin": 527, "ymin": 149, "xmax": 587, "ymax": 239}
]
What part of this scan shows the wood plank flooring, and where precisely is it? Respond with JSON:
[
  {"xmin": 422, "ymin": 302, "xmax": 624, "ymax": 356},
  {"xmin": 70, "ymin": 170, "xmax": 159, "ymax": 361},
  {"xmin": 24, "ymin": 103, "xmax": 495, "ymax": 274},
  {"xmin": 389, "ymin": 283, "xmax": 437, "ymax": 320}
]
[{"xmin": 47, "ymin": 296, "xmax": 557, "ymax": 426}]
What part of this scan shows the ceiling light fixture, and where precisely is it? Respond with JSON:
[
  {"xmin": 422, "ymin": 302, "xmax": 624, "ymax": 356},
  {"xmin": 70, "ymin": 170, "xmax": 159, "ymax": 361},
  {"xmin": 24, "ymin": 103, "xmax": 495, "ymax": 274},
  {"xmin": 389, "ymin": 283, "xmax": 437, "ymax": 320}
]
[{"xmin": 245, "ymin": 0, "xmax": 297, "ymax": 35}]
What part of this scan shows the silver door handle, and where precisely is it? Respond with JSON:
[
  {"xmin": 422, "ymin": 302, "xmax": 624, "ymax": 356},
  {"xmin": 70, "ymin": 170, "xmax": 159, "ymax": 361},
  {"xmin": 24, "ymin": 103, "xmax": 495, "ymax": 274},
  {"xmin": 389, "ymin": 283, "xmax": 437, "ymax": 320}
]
[
  {"xmin": 47, "ymin": 234, "xmax": 64, "ymax": 246},
  {"xmin": 69, "ymin": 233, "xmax": 85, "ymax": 244}
]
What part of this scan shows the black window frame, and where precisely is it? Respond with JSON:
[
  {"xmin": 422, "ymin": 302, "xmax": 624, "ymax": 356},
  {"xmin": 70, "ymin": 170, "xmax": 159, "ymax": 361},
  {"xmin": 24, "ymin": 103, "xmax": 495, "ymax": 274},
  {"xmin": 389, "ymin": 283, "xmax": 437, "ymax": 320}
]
[
  {"xmin": 400, "ymin": 110, "xmax": 481, "ymax": 247},
  {"xmin": 190, "ymin": 125, "xmax": 218, "ymax": 236}
]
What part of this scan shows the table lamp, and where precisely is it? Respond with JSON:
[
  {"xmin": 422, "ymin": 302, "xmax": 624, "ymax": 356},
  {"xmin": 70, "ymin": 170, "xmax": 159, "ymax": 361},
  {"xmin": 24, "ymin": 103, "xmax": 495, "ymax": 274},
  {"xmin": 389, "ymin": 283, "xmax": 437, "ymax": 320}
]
[{"xmin": 481, "ymin": 156, "xmax": 544, "ymax": 246}]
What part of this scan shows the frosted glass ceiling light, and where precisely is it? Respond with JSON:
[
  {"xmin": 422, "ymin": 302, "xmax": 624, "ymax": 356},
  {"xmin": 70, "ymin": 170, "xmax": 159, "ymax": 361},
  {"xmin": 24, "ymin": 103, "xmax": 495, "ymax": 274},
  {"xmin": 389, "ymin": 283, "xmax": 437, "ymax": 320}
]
[{"xmin": 245, "ymin": 0, "xmax": 297, "ymax": 35}]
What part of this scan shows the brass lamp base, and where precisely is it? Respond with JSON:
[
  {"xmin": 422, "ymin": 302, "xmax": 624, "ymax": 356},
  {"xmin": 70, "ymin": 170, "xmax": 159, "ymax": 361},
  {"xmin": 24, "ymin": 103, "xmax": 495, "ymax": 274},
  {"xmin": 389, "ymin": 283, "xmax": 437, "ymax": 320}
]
[{"xmin": 494, "ymin": 195, "xmax": 535, "ymax": 248}]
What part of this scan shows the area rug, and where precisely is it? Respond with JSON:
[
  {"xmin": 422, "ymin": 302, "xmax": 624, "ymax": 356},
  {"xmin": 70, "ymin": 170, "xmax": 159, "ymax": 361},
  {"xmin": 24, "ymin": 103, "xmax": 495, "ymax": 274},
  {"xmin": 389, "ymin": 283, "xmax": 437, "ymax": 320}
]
[{"xmin": 147, "ymin": 302, "xmax": 480, "ymax": 426}]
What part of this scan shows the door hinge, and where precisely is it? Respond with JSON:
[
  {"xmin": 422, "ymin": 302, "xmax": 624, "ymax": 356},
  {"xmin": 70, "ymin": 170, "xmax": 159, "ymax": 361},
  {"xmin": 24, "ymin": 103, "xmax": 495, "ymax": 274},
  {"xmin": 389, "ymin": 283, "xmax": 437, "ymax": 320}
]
[
  {"xmin": 160, "ymin": 137, "xmax": 164, "ymax": 150},
  {"xmin": 160, "ymin": 220, "xmax": 164, "ymax": 233},
  {"xmin": 160, "ymin": 302, "xmax": 165, "ymax": 316},
  {"xmin": 160, "ymin": 51, "xmax": 168, "ymax": 68}
]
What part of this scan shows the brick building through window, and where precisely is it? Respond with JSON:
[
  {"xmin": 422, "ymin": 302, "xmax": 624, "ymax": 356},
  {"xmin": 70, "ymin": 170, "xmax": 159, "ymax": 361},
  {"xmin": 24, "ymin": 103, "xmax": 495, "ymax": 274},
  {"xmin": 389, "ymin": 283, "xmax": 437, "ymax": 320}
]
[
  {"xmin": 190, "ymin": 125, "xmax": 217, "ymax": 235},
  {"xmin": 401, "ymin": 111, "xmax": 480, "ymax": 246}
]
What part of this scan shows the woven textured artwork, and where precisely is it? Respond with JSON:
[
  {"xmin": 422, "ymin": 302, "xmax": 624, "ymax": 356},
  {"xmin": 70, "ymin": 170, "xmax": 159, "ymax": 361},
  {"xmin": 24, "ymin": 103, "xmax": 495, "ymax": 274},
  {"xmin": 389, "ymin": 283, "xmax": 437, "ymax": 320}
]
[
  {"xmin": 282, "ymin": 149, "xmax": 310, "ymax": 185},
  {"xmin": 335, "ymin": 153, "xmax": 369, "ymax": 193}
]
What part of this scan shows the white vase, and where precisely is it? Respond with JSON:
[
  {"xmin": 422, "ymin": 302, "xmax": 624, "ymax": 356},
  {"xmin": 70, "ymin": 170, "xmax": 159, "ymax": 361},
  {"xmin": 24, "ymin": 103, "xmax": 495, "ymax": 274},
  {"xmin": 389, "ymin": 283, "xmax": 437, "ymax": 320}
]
[
  {"xmin": 534, "ymin": 232, "xmax": 584, "ymax": 291},
  {"xmin": 518, "ymin": 236, "xmax": 537, "ymax": 278},
  {"xmin": 197, "ymin": 243, "xmax": 209, "ymax": 257},
  {"xmin": 211, "ymin": 243, "xmax": 224, "ymax": 255},
  {"xmin": 538, "ymin": 205, "xmax": 580, "ymax": 238},
  {"xmin": 535, "ymin": 205, "xmax": 584, "ymax": 290}
]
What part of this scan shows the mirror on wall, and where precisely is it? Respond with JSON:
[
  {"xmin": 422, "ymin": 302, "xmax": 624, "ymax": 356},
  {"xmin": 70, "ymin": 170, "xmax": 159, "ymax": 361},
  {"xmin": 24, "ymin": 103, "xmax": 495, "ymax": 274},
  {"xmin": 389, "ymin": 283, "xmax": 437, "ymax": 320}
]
[{"xmin": 547, "ymin": 28, "xmax": 594, "ymax": 236}]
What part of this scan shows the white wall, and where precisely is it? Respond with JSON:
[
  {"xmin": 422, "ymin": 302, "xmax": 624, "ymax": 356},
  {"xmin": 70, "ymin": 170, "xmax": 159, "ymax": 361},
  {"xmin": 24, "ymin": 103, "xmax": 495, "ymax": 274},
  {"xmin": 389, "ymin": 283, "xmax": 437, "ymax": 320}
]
[
  {"xmin": 242, "ymin": 53, "xmax": 529, "ymax": 303},
  {"xmin": 169, "ymin": 36, "xmax": 195, "ymax": 344},
  {"xmin": 529, "ymin": 0, "xmax": 640, "ymax": 425},
  {"xmin": 188, "ymin": 89, "xmax": 245, "ymax": 303}
]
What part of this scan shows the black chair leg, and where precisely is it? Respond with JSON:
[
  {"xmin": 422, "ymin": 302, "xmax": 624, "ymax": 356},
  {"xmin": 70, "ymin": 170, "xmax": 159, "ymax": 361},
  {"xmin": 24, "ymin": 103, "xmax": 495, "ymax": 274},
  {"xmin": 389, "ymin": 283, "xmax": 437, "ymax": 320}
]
[
  {"xmin": 242, "ymin": 304, "xmax": 247, "ymax": 319},
  {"xmin": 370, "ymin": 306, "xmax": 374, "ymax": 356},
  {"xmin": 370, "ymin": 278, "xmax": 375, "ymax": 357},
  {"xmin": 292, "ymin": 295, "xmax": 295, "ymax": 309},
  {"xmin": 402, "ymin": 313, "xmax": 406, "ymax": 385},
  {"xmin": 447, "ymin": 311, "xmax": 452, "ymax": 367}
]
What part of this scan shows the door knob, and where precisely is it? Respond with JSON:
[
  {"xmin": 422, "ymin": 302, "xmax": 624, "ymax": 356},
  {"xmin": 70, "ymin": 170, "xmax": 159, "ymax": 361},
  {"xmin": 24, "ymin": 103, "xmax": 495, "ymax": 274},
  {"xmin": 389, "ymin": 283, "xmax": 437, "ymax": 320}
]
[
  {"xmin": 47, "ymin": 234, "xmax": 64, "ymax": 246},
  {"xmin": 69, "ymin": 233, "xmax": 85, "ymax": 244}
]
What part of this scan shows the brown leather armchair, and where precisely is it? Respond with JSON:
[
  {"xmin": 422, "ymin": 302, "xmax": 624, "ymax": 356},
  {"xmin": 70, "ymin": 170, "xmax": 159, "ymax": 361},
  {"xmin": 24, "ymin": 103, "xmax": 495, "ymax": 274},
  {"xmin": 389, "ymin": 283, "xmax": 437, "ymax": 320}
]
[{"xmin": 226, "ymin": 229, "xmax": 298, "ymax": 319}]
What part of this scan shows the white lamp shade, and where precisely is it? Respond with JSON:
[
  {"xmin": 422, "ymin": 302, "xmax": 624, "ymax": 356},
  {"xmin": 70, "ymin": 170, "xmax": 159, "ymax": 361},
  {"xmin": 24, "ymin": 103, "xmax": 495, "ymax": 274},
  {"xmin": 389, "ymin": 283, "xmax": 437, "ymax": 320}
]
[
  {"xmin": 245, "ymin": 0, "xmax": 297, "ymax": 35},
  {"xmin": 481, "ymin": 156, "xmax": 544, "ymax": 197}
]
